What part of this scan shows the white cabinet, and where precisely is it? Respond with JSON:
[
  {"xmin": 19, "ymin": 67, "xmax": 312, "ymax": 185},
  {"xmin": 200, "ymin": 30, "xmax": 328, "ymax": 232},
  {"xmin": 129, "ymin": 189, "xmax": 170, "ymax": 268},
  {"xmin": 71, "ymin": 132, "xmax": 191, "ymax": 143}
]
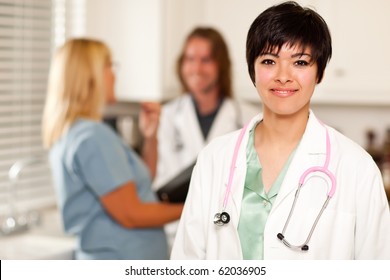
[
  {"xmin": 83, "ymin": 0, "xmax": 165, "ymax": 102},
  {"xmin": 311, "ymin": 0, "xmax": 390, "ymax": 105}
]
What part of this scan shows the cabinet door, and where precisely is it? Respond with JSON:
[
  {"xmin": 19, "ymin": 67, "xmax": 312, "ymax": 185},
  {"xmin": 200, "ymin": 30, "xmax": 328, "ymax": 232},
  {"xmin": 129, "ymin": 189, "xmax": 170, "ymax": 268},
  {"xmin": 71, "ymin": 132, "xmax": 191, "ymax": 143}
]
[
  {"xmin": 84, "ymin": 0, "xmax": 164, "ymax": 102},
  {"xmin": 313, "ymin": 0, "xmax": 390, "ymax": 104}
]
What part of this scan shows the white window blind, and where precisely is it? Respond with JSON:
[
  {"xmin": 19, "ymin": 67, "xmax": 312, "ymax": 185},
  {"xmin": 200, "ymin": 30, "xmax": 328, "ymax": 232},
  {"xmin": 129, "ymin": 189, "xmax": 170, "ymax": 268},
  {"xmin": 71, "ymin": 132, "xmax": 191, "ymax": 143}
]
[{"xmin": 0, "ymin": 0, "xmax": 56, "ymax": 216}]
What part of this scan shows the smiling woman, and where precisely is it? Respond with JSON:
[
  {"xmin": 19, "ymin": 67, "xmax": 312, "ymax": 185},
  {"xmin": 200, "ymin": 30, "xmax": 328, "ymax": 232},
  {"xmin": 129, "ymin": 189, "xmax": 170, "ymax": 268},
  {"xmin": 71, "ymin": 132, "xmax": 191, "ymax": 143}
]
[
  {"xmin": 254, "ymin": 44, "xmax": 318, "ymax": 122},
  {"xmin": 171, "ymin": 1, "xmax": 390, "ymax": 260}
]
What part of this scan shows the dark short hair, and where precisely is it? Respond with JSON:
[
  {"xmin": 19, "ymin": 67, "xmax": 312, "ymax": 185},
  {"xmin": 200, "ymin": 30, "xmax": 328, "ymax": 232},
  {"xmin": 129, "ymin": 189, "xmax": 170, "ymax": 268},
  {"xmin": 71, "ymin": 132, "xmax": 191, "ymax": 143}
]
[
  {"xmin": 246, "ymin": 1, "xmax": 332, "ymax": 84},
  {"xmin": 177, "ymin": 27, "xmax": 232, "ymax": 98}
]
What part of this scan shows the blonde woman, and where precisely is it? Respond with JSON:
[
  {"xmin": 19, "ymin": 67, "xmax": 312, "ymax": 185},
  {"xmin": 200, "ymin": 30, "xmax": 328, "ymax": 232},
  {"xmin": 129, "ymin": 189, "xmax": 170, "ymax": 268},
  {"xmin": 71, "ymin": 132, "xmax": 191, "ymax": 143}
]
[{"xmin": 42, "ymin": 38, "xmax": 183, "ymax": 260}]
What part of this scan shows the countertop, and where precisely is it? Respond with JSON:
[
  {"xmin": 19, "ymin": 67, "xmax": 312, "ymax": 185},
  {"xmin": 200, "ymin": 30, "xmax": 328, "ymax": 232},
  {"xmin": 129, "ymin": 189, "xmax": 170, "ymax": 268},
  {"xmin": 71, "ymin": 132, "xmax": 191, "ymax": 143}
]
[
  {"xmin": 0, "ymin": 206, "xmax": 75, "ymax": 260},
  {"xmin": 1, "ymin": 190, "xmax": 388, "ymax": 260}
]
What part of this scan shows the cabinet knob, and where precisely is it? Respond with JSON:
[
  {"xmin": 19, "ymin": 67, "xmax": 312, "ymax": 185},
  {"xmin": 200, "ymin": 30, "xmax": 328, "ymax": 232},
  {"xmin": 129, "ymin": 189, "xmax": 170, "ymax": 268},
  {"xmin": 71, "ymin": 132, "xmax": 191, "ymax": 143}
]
[{"xmin": 334, "ymin": 68, "xmax": 346, "ymax": 77}]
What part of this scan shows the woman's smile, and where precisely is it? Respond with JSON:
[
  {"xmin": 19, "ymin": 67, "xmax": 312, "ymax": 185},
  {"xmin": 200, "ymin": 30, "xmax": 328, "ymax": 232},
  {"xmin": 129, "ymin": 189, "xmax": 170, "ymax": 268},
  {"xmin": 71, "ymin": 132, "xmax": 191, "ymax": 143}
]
[{"xmin": 271, "ymin": 88, "xmax": 298, "ymax": 98}]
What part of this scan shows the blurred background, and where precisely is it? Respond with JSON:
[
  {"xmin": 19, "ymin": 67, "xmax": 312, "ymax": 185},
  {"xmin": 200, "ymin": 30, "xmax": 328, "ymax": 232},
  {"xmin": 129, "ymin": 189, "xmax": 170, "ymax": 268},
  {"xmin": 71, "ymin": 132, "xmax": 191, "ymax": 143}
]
[{"xmin": 0, "ymin": 0, "xmax": 389, "ymax": 259}]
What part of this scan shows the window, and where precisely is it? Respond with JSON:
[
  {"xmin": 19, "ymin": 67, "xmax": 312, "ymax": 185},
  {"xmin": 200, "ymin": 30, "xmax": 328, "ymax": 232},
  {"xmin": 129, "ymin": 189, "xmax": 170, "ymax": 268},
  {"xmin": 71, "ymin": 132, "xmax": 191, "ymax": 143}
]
[
  {"xmin": 0, "ymin": 0, "xmax": 54, "ymax": 217},
  {"xmin": 0, "ymin": 0, "xmax": 66, "ymax": 220}
]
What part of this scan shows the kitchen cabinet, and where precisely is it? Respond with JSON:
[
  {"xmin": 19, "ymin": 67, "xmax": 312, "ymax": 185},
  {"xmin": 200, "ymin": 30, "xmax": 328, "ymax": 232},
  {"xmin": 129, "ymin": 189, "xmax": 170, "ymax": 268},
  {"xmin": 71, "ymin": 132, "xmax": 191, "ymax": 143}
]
[
  {"xmin": 82, "ymin": 0, "xmax": 212, "ymax": 102},
  {"xmin": 311, "ymin": 0, "xmax": 390, "ymax": 105},
  {"xmin": 83, "ymin": 0, "xmax": 165, "ymax": 102}
]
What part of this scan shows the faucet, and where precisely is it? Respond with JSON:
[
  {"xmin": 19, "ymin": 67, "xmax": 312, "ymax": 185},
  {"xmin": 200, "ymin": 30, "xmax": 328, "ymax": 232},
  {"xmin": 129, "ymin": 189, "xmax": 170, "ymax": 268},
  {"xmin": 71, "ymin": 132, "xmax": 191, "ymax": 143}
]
[{"xmin": 1, "ymin": 155, "xmax": 47, "ymax": 236}]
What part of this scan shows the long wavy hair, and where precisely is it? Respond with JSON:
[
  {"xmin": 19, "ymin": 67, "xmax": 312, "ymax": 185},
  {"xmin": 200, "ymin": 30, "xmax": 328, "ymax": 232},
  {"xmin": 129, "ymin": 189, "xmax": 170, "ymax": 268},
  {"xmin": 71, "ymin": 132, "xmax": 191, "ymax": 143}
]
[{"xmin": 177, "ymin": 27, "xmax": 232, "ymax": 98}]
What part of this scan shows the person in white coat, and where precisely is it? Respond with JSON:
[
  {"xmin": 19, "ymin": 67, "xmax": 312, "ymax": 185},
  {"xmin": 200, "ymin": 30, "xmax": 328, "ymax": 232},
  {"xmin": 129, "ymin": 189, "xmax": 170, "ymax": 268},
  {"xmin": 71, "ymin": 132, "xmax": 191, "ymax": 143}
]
[
  {"xmin": 150, "ymin": 27, "xmax": 250, "ymax": 249},
  {"xmin": 171, "ymin": 1, "xmax": 390, "ymax": 259},
  {"xmin": 154, "ymin": 27, "xmax": 242, "ymax": 189}
]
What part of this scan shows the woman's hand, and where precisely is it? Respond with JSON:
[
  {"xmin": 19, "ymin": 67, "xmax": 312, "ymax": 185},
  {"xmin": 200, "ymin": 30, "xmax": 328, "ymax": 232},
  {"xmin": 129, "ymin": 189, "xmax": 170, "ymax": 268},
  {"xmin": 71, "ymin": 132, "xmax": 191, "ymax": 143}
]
[
  {"xmin": 139, "ymin": 102, "xmax": 161, "ymax": 178},
  {"xmin": 138, "ymin": 102, "xmax": 161, "ymax": 140}
]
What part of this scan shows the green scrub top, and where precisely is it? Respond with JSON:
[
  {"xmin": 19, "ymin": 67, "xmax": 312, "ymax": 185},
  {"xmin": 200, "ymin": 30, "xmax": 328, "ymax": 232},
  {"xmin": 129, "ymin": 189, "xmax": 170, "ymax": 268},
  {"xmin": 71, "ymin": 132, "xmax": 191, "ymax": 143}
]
[{"xmin": 237, "ymin": 123, "xmax": 297, "ymax": 259}]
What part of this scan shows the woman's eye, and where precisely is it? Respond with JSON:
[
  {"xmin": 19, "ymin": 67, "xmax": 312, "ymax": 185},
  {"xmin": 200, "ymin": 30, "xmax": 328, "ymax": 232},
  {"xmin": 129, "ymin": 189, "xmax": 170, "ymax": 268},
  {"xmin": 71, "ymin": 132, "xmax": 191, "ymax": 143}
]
[
  {"xmin": 201, "ymin": 57, "xmax": 213, "ymax": 64},
  {"xmin": 295, "ymin": 60, "xmax": 309, "ymax": 66},
  {"xmin": 261, "ymin": 59, "xmax": 274, "ymax": 65}
]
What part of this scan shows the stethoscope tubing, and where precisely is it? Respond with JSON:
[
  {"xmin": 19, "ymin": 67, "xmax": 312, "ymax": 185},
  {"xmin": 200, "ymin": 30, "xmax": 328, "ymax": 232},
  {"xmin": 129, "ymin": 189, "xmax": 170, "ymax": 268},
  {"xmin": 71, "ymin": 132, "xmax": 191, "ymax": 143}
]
[{"xmin": 222, "ymin": 121, "xmax": 250, "ymax": 210}]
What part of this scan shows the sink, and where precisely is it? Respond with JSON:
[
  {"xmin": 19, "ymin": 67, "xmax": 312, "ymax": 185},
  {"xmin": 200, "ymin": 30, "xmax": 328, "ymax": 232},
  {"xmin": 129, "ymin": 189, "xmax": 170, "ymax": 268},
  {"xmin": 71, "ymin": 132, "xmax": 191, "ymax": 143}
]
[
  {"xmin": 0, "ymin": 234, "xmax": 75, "ymax": 260},
  {"xmin": 0, "ymin": 206, "xmax": 76, "ymax": 260}
]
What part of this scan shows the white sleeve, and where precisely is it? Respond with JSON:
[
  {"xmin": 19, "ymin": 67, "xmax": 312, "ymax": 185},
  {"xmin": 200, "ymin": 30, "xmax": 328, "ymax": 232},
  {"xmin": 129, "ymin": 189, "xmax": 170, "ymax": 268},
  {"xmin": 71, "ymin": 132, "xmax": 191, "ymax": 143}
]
[
  {"xmin": 170, "ymin": 150, "xmax": 210, "ymax": 259},
  {"xmin": 355, "ymin": 159, "xmax": 390, "ymax": 259},
  {"xmin": 153, "ymin": 103, "xmax": 181, "ymax": 189}
]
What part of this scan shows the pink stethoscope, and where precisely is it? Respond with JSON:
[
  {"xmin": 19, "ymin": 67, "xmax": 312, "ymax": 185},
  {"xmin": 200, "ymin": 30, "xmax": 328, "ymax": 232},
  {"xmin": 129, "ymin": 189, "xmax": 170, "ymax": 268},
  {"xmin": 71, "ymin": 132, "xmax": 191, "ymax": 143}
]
[{"xmin": 213, "ymin": 119, "xmax": 336, "ymax": 251}]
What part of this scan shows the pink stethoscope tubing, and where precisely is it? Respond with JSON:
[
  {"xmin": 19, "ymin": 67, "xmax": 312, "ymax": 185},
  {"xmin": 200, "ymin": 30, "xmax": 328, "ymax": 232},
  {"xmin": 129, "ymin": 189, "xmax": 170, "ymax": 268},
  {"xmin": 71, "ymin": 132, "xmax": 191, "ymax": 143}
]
[
  {"xmin": 215, "ymin": 119, "xmax": 337, "ymax": 251},
  {"xmin": 214, "ymin": 122, "xmax": 249, "ymax": 226},
  {"xmin": 223, "ymin": 122, "xmax": 251, "ymax": 209}
]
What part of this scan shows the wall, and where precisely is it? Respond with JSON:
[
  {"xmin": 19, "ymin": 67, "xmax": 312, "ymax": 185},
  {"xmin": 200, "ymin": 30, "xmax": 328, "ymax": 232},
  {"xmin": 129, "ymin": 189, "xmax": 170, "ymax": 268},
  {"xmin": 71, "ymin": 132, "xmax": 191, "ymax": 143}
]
[{"xmin": 312, "ymin": 105, "xmax": 390, "ymax": 149}]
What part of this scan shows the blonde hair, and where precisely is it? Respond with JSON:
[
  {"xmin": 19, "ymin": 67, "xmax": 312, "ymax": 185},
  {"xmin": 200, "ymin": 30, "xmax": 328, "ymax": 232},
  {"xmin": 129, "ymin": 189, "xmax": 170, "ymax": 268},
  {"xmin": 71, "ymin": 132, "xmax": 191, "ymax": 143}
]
[{"xmin": 42, "ymin": 38, "xmax": 111, "ymax": 148}]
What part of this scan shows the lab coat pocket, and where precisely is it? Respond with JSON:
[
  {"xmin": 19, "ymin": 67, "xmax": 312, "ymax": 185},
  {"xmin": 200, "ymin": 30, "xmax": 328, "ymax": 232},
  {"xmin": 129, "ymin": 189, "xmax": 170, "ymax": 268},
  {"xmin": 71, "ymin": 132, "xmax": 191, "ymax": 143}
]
[
  {"xmin": 303, "ymin": 208, "xmax": 355, "ymax": 259},
  {"xmin": 267, "ymin": 208, "xmax": 355, "ymax": 260},
  {"xmin": 211, "ymin": 219, "xmax": 243, "ymax": 259}
]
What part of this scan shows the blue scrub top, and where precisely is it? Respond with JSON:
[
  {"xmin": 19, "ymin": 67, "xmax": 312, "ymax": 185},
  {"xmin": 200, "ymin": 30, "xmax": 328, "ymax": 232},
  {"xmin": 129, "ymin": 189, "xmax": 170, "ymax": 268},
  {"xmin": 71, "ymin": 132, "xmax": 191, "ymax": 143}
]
[{"xmin": 49, "ymin": 119, "xmax": 168, "ymax": 259}]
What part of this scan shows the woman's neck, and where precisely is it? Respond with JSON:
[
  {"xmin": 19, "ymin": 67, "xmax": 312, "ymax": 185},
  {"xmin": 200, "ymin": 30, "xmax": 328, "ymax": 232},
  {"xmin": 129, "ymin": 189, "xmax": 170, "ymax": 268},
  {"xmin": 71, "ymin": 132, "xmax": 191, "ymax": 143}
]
[
  {"xmin": 193, "ymin": 91, "xmax": 222, "ymax": 116},
  {"xmin": 256, "ymin": 109, "xmax": 309, "ymax": 147}
]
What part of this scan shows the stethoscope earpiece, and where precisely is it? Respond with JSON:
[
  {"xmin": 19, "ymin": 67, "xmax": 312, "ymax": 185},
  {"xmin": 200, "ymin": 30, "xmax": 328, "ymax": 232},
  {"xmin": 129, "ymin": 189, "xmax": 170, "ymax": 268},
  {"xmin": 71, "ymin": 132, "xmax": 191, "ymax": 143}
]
[
  {"xmin": 301, "ymin": 245, "xmax": 309, "ymax": 251},
  {"xmin": 213, "ymin": 212, "xmax": 230, "ymax": 226}
]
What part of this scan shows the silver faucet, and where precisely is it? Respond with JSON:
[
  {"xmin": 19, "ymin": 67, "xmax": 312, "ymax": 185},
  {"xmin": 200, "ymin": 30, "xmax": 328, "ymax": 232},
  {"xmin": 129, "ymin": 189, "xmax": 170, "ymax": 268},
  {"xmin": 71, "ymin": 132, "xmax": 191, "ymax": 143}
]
[{"xmin": 1, "ymin": 155, "xmax": 47, "ymax": 236}]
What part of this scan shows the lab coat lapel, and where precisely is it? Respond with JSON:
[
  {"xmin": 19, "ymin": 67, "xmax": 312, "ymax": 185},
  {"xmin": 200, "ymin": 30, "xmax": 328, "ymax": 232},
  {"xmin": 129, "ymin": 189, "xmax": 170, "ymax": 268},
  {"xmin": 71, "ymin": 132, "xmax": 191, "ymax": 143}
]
[
  {"xmin": 271, "ymin": 111, "xmax": 327, "ymax": 213},
  {"xmin": 207, "ymin": 99, "xmax": 239, "ymax": 142},
  {"xmin": 175, "ymin": 95, "xmax": 205, "ymax": 156}
]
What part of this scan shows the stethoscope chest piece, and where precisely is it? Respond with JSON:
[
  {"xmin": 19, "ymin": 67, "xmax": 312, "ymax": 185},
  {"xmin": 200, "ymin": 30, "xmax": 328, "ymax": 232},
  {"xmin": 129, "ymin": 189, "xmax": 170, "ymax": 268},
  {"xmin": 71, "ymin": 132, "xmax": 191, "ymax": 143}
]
[{"xmin": 214, "ymin": 211, "xmax": 230, "ymax": 226}]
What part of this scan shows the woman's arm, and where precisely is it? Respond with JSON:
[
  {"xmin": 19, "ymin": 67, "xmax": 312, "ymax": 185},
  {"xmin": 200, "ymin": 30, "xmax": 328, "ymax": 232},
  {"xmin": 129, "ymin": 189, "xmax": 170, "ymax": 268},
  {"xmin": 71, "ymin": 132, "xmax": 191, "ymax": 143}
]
[
  {"xmin": 100, "ymin": 181, "xmax": 183, "ymax": 228},
  {"xmin": 138, "ymin": 102, "xmax": 160, "ymax": 178},
  {"xmin": 141, "ymin": 136, "xmax": 158, "ymax": 178}
]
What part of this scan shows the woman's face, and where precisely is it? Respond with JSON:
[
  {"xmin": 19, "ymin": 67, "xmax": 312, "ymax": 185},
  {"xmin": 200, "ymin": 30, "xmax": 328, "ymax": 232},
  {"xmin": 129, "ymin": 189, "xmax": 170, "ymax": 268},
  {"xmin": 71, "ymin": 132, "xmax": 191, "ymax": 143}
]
[
  {"xmin": 254, "ymin": 43, "xmax": 318, "ymax": 117},
  {"xmin": 105, "ymin": 60, "xmax": 116, "ymax": 104},
  {"xmin": 181, "ymin": 37, "xmax": 219, "ymax": 98}
]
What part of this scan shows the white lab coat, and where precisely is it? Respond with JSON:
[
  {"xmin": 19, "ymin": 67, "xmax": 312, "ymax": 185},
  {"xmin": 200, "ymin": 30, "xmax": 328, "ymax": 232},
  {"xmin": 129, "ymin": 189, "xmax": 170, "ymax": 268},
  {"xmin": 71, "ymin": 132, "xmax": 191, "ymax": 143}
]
[
  {"xmin": 153, "ymin": 94, "xmax": 249, "ymax": 249},
  {"xmin": 154, "ymin": 95, "xmax": 244, "ymax": 189},
  {"xmin": 171, "ymin": 111, "xmax": 390, "ymax": 259}
]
